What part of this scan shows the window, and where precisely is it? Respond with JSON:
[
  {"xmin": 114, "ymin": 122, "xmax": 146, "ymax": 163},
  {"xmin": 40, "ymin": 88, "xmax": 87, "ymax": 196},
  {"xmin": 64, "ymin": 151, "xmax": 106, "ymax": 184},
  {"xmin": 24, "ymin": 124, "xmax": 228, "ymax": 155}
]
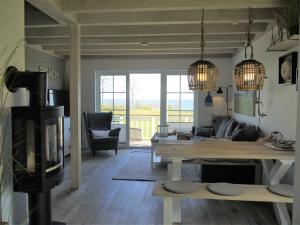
[
  {"xmin": 166, "ymin": 74, "xmax": 193, "ymax": 130},
  {"xmin": 97, "ymin": 74, "xmax": 127, "ymax": 143}
]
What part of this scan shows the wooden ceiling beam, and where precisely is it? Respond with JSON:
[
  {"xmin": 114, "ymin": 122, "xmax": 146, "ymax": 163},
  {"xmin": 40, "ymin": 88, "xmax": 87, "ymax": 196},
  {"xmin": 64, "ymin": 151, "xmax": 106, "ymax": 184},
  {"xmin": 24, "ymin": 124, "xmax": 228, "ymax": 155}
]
[
  {"xmin": 26, "ymin": 23, "xmax": 267, "ymax": 38},
  {"xmin": 77, "ymin": 8, "xmax": 274, "ymax": 25},
  {"xmin": 26, "ymin": 34, "xmax": 254, "ymax": 45},
  {"xmin": 41, "ymin": 42, "xmax": 245, "ymax": 51},
  {"xmin": 55, "ymin": 48, "xmax": 236, "ymax": 56},
  {"xmin": 61, "ymin": 0, "xmax": 280, "ymax": 13}
]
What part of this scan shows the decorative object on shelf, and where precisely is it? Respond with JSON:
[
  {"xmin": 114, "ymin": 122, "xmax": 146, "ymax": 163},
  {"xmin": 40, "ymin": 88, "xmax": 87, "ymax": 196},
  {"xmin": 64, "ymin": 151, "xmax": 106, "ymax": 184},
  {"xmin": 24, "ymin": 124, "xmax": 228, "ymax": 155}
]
[
  {"xmin": 216, "ymin": 85, "xmax": 233, "ymax": 114},
  {"xmin": 233, "ymin": 8, "xmax": 267, "ymax": 120},
  {"xmin": 279, "ymin": 52, "xmax": 298, "ymax": 85},
  {"xmin": 187, "ymin": 9, "xmax": 219, "ymax": 92},
  {"xmin": 276, "ymin": 0, "xmax": 299, "ymax": 37},
  {"xmin": 4, "ymin": 66, "xmax": 66, "ymax": 225},
  {"xmin": 204, "ymin": 91, "xmax": 213, "ymax": 107},
  {"xmin": 234, "ymin": 91, "xmax": 256, "ymax": 117},
  {"xmin": 268, "ymin": 0, "xmax": 299, "ymax": 51},
  {"xmin": 267, "ymin": 26, "xmax": 299, "ymax": 51},
  {"xmin": 157, "ymin": 124, "xmax": 169, "ymax": 137}
]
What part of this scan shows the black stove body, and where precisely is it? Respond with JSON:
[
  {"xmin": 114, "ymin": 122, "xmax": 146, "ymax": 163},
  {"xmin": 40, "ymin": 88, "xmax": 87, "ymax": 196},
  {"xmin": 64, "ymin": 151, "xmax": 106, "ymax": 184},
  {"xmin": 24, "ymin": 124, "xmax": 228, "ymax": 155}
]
[{"xmin": 5, "ymin": 66, "xmax": 65, "ymax": 225}]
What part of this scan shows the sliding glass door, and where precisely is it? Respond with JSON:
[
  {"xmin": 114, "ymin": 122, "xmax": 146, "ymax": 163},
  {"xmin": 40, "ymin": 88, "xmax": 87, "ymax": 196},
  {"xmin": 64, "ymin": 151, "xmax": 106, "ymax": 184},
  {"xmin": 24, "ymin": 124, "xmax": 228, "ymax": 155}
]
[
  {"xmin": 129, "ymin": 73, "xmax": 161, "ymax": 146},
  {"xmin": 96, "ymin": 71, "xmax": 194, "ymax": 147},
  {"xmin": 96, "ymin": 74, "xmax": 128, "ymax": 144}
]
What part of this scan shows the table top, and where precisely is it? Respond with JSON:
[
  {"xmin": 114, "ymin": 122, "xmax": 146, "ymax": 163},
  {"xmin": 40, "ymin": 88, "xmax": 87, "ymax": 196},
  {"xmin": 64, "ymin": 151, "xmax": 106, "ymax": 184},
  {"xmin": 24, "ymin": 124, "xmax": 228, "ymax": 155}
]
[{"xmin": 156, "ymin": 139, "xmax": 295, "ymax": 161}]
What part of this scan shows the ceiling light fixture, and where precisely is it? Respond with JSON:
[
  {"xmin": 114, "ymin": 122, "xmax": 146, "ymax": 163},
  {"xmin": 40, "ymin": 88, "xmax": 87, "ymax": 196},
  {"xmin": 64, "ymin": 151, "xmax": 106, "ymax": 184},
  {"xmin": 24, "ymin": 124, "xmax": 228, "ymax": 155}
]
[
  {"xmin": 233, "ymin": 8, "xmax": 267, "ymax": 120},
  {"xmin": 187, "ymin": 9, "xmax": 219, "ymax": 92},
  {"xmin": 140, "ymin": 42, "xmax": 149, "ymax": 46},
  {"xmin": 234, "ymin": 8, "xmax": 266, "ymax": 91}
]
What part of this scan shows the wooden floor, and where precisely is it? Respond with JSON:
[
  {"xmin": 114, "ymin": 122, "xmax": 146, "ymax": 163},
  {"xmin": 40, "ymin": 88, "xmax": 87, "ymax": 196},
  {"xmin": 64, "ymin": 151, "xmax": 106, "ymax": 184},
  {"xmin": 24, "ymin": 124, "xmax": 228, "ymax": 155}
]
[{"xmin": 52, "ymin": 149, "xmax": 279, "ymax": 225}]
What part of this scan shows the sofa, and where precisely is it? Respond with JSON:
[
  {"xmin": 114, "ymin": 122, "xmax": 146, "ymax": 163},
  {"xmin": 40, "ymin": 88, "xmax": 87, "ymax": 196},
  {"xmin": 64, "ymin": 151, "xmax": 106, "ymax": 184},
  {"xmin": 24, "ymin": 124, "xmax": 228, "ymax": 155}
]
[
  {"xmin": 195, "ymin": 116, "xmax": 261, "ymax": 141},
  {"xmin": 194, "ymin": 116, "xmax": 262, "ymax": 184}
]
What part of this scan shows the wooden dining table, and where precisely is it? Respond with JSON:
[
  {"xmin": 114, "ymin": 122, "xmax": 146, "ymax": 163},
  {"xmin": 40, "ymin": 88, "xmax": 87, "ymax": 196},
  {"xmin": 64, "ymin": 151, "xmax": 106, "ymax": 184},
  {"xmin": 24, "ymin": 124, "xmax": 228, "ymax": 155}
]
[{"xmin": 155, "ymin": 139, "xmax": 295, "ymax": 225}]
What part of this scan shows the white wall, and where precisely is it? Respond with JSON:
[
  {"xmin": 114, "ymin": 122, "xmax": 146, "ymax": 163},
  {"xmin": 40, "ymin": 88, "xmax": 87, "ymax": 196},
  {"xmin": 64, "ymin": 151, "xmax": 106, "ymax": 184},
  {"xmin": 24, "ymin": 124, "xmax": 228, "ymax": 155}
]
[
  {"xmin": 0, "ymin": 0, "xmax": 28, "ymax": 224},
  {"xmin": 232, "ymin": 30, "xmax": 299, "ymax": 185},
  {"xmin": 25, "ymin": 46, "xmax": 66, "ymax": 90}
]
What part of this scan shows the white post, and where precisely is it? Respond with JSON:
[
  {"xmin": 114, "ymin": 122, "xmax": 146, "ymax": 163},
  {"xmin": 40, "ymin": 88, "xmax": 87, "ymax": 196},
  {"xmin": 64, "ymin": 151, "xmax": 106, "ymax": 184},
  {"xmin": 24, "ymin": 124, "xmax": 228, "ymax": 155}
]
[
  {"xmin": 70, "ymin": 24, "xmax": 81, "ymax": 189},
  {"xmin": 151, "ymin": 116, "xmax": 156, "ymax": 136},
  {"xmin": 146, "ymin": 120, "xmax": 149, "ymax": 138},
  {"xmin": 292, "ymin": 18, "xmax": 300, "ymax": 225}
]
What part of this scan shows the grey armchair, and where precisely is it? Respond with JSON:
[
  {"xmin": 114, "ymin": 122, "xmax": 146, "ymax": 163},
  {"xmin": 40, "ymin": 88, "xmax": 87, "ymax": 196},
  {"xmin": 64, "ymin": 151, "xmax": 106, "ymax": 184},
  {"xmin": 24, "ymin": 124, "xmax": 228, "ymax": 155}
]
[{"xmin": 83, "ymin": 112, "xmax": 121, "ymax": 156}]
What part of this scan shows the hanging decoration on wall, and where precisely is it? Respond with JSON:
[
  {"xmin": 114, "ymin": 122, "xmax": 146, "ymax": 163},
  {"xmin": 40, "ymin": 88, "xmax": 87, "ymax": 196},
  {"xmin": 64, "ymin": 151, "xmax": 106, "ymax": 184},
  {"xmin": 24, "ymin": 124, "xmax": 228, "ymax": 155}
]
[
  {"xmin": 187, "ymin": 9, "xmax": 219, "ymax": 92},
  {"xmin": 233, "ymin": 8, "xmax": 267, "ymax": 120},
  {"xmin": 278, "ymin": 52, "xmax": 298, "ymax": 85}
]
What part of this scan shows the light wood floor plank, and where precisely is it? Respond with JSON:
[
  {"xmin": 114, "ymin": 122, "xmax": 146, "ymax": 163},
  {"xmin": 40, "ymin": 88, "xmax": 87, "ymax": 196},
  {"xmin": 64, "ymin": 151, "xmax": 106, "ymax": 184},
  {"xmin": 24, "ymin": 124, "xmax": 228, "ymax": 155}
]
[{"xmin": 52, "ymin": 149, "xmax": 278, "ymax": 225}]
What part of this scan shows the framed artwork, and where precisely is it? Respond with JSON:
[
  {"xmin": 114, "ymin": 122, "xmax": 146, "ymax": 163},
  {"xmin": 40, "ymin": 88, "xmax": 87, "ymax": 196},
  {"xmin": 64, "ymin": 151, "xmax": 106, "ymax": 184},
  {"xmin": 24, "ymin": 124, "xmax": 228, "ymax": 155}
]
[
  {"xmin": 279, "ymin": 52, "xmax": 298, "ymax": 85},
  {"xmin": 234, "ymin": 91, "xmax": 256, "ymax": 117}
]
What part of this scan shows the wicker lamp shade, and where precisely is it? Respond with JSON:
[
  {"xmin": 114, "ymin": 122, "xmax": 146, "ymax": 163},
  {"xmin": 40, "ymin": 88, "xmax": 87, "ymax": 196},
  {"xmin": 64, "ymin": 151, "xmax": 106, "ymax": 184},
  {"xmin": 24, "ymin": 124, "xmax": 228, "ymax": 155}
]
[
  {"xmin": 187, "ymin": 60, "xmax": 219, "ymax": 91},
  {"xmin": 234, "ymin": 59, "xmax": 266, "ymax": 91}
]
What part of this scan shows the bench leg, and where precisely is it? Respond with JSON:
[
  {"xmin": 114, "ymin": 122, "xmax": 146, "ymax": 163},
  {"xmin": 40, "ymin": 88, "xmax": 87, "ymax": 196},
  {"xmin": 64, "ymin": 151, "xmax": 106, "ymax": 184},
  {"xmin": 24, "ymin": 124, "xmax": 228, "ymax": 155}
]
[
  {"xmin": 167, "ymin": 158, "xmax": 182, "ymax": 223},
  {"xmin": 173, "ymin": 199, "xmax": 181, "ymax": 223},
  {"xmin": 262, "ymin": 160, "xmax": 293, "ymax": 225},
  {"xmin": 164, "ymin": 198, "xmax": 173, "ymax": 225}
]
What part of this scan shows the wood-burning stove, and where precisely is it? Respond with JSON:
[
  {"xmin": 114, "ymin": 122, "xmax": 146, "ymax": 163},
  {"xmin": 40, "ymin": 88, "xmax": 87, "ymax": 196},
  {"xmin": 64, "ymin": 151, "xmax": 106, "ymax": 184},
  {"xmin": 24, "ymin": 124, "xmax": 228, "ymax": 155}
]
[{"xmin": 5, "ymin": 66, "xmax": 65, "ymax": 225}]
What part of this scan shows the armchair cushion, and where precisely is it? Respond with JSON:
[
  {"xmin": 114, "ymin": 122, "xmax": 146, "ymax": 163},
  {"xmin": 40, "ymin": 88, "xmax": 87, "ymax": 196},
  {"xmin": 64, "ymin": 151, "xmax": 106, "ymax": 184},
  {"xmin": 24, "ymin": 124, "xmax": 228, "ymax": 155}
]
[{"xmin": 91, "ymin": 129, "xmax": 111, "ymax": 138}]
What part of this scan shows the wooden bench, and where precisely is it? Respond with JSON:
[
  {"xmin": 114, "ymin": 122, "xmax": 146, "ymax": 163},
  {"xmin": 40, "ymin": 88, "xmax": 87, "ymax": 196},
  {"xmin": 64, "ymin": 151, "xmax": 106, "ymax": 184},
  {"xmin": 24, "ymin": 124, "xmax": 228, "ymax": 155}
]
[{"xmin": 153, "ymin": 182, "xmax": 293, "ymax": 225}]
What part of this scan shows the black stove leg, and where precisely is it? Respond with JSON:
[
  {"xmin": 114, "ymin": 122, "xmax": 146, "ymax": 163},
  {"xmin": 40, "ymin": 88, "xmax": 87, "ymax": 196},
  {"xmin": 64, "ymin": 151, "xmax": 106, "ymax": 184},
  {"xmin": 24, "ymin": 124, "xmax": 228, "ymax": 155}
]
[{"xmin": 28, "ymin": 192, "xmax": 66, "ymax": 225}]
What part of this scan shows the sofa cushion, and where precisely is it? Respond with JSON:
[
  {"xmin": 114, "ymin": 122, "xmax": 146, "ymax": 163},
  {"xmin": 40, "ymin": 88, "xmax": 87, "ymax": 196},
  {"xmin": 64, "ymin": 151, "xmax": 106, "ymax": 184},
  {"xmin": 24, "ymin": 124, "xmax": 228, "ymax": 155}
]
[
  {"xmin": 231, "ymin": 125, "xmax": 259, "ymax": 141},
  {"xmin": 212, "ymin": 116, "xmax": 230, "ymax": 135},
  {"xmin": 231, "ymin": 123, "xmax": 244, "ymax": 135},
  {"xmin": 224, "ymin": 119, "xmax": 239, "ymax": 138},
  {"xmin": 196, "ymin": 127, "xmax": 214, "ymax": 137},
  {"xmin": 216, "ymin": 119, "xmax": 231, "ymax": 138}
]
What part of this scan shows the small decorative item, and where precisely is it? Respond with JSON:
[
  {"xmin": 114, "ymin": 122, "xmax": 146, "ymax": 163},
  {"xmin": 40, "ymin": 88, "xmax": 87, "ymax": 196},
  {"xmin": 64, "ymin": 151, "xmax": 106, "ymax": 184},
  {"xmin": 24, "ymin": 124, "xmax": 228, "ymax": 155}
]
[
  {"xmin": 279, "ymin": 52, "xmax": 298, "ymax": 85},
  {"xmin": 270, "ymin": 131, "xmax": 295, "ymax": 151},
  {"xmin": 157, "ymin": 125, "xmax": 169, "ymax": 137}
]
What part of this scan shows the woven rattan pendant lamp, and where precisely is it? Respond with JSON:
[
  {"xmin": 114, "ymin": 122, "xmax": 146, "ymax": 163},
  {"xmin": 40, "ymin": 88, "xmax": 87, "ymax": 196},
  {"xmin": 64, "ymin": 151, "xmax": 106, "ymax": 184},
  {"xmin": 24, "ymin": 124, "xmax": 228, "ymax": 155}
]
[
  {"xmin": 187, "ymin": 9, "xmax": 219, "ymax": 91},
  {"xmin": 234, "ymin": 8, "xmax": 266, "ymax": 91}
]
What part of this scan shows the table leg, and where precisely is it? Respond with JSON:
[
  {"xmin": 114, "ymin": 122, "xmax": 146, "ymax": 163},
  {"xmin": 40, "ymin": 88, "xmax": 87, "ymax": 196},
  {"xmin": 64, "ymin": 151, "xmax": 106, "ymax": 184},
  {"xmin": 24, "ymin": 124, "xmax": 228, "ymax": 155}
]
[
  {"xmin": 167, "ymin": 158, "xmax": 182, "ymax": 224},
  {"xmin": 262, "ymin": 159, "xmax": 294, "ymax": 225},
  {"xmin": 151, "ymin": 145, "xmax": 154, "ymax": 169}
]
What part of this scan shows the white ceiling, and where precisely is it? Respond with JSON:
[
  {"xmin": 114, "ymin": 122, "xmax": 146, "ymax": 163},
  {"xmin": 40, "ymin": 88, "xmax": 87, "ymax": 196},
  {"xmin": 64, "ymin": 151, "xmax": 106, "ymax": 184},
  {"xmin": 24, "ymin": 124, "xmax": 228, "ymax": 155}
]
[{"xmin": 25, "ymin": 0, "xmax": 280, "ymax": 57}]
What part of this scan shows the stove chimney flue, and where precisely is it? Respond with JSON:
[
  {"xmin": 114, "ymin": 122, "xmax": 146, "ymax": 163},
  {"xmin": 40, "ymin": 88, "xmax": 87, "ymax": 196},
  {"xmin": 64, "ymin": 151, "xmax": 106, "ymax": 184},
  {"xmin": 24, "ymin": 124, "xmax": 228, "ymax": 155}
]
[{"xmin": 5, "ymin": 66, "xmax": 48, "ymax": 107}]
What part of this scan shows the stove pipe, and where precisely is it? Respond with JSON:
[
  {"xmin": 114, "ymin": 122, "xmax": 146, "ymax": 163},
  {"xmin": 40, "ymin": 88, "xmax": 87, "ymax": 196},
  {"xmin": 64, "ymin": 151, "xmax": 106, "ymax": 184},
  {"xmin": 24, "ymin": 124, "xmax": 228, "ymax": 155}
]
[{"xmin": 5, "ymin": 66, "xmax": 48, "ymax": 107}]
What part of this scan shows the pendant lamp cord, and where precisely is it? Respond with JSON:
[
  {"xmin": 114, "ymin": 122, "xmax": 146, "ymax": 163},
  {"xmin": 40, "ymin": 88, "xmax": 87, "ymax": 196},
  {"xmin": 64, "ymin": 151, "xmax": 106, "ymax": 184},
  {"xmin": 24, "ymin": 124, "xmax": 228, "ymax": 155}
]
[
  {"xmin": 200, "ymin": 9, "xmax": 205, "ymax": 60},
  {"xmin": 245, "ymin": 7, "xmax": 254, "ymax": 59}
]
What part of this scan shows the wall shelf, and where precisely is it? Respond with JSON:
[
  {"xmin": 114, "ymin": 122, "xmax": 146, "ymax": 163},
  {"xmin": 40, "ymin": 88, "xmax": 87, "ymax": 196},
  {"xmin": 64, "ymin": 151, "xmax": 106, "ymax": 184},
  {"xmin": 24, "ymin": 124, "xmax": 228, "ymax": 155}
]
[{"xmin": 267, "ymin": 34, "xmax": 299, "ymax": 51}]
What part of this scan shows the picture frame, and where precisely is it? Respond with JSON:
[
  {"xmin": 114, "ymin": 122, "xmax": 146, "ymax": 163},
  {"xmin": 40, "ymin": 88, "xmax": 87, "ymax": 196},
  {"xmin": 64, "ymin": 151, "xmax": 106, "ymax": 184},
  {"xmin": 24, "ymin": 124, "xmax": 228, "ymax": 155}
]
[
  {"xmin": 278, "ymin": 52, "xmax": 298, "ymax": 85},
  {"xmin": 234, "ymin": 91, "xmax": 256, "ymax": 117}
]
